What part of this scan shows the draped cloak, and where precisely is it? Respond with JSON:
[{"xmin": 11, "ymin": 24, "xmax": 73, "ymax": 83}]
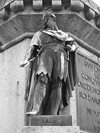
[{"xmin": 25, "ymin": 30, "xmax": 77, "ymax": 112}]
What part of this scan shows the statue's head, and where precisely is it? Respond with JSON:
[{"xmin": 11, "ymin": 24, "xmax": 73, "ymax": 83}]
[
  {"xmin": 42, "ymin": 11, "xmax": 56, "ymax": 22},
  {"xmin": 42, "ymin": 11, "xmax": 58, "ymax": 30}
]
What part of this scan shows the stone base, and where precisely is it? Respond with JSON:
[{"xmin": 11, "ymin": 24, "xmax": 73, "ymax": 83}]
[
  {"xmin": 80, "ymin": 131, "xmax": 91, "ymax": 133},
  {"xmin": 26, "ymin": 115, "xmax": 72, "ymax": 126},
  {"xmin": 17, "ymin": 126, "xmax": 80, "ymax": 133}
]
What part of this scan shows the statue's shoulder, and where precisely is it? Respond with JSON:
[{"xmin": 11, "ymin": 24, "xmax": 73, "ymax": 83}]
[
  {"xmin": 42, "ymin": 29, "xmax": 69, "ymax": 41},
  {"xmin": 34, "ymin": 30, "xmax": 42, "ymax": 36},
  {"xmin": 35, "ymin": 29, "xmax": 58, "ymax": 37},
  {"xmin": 42, "ymin": 29, "xmax": 56, "ymax": 37},
  {"xmin": 32, "ymin": 30, "xmax": 43, "ymax": 40}
]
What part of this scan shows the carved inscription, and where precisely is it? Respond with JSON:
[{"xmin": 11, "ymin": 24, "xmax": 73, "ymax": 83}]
[
  {"xmin": 76, "ymin": 53, "xmax": 100, "ymax": 133},
  {"xmin": 30, "ymin": 116, "xmax": 72, "ymax": 126},
  {"xmin": 79, "ymin": 91, "xmax": 100, "ymax": 105}
]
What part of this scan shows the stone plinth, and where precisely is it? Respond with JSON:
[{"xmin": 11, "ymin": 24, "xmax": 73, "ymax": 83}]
[
  {"xmin": 17, "ymin": 126, "xmax": 80, "ymax": 133},
  {"xmin": 72, "ymin": 47, "xmax": 100, "ymax": 133},
  {"xmin": 26, "ymin": 115, "xmax": 72, "ymax": 126}
]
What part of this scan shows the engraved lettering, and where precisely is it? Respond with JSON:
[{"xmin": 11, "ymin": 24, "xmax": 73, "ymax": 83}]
[
  {"xmin": 87, "ymin": 94, "xmax": 100, "ymax": 105},
  {"xmin": 84, "ymin": 61, "xmax": 93, "ymax": 70},
  {"xmin": 97, "ymin": 120, "xmax": 100, "ymax": 125},
  {"xmin": 76, "ymin": 53, "xmax": 100, "ymax": 133},
  {"xmin": 79, "ymin": 91, "xmax": 100, "ymax": 105},
  {"xmin": 81, "ymin": 73, "xmax": 100, "ymax": 87},
  {"xmin": 87, "ymin": 107, "xmax": 93, "ymax": 116},
  {"xmin": 79, "ymin": 91, "xmax": 87, "ymax": 100},
  {"xmin": 87, "ymin": 107, "xmax": 100, "ymax": 118},
  {"xmin": 94, "ymin": 125, "xmax": 100, "ymax": 133},
  {"xmin": 78, "ymin": 81, "xmax": 100, "ymax": 96}
]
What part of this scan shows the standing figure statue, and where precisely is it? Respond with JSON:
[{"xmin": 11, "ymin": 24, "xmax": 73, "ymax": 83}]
[{"xmin": 20, "ymin": 11, "xmax": 77, "ymax": 115}]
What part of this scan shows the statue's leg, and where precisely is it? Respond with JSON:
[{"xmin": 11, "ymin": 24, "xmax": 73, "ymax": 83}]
[
  {"xmin": 45, "ymin": 79, "xmax": 62, "ymax": 115},
  {"xmin": 27, "ymin": 50, "xmax": 53, "ymax": 115},
  {"xmin": 30, "ymin": 72, "xmax": 49, "ymax": 115},
  {"xmin": 26, "ymin": 70, "xmax": 37, "ymax": 113}
]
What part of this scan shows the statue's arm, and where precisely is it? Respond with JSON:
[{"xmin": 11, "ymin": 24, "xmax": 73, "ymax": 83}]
[
  {"xmin": 30, "ymin": 31, "xmax": 42, "ymax": 47},
  {"xmin": 27, "ymin": 31, "xmax": 42, "ymax": 60},
  {"xmin": 20, "ymin": 31, "xmax": 41, "ymax": 67}
]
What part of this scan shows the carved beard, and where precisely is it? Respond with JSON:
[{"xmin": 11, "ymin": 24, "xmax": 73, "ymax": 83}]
[
  {"xmin": 43, "ymin": 17, "xmax": 58, "ymax": 31},
  {"xmin": 47, "ymin": 19, "xmax": 58, "ymax": 31}
]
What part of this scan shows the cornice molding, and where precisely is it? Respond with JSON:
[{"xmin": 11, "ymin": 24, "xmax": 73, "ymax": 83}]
[
  {"xmin": 0, "ymin": 0, "xmax": 100, "ymax": 28},
  {"xmin": 0, "ymin": 13, "xmax": 100, "ymax": 53},
  {"xmin": 0, "ymin": 32, "xmax": 33, "ymax": 52},
  {"xmin": 70, "ymin": 0, "xmax": 84, "ymax": 12},
  {"xmin": 10, "ymin": 0, "xmax": 24, "ymax": 13},
  {"xmin": 0, "ymin": 13, "xmax": 42, "ymax": 45}
]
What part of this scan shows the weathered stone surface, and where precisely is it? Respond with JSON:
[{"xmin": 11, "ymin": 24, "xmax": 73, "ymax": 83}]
[
  {"xmin": 0, "ymin": 0, "xmax": 6, "ymax": 9},
  {"xmin": 4, "ymin": 0, "xmax": 14, "ymax": 7},
  {"xmin": 58, "ymin": 13, "xmax": 100, "ymax": 51},
  {"xmin": 1, "ymin": 13, "xmax": 100, "ymax": 53},
  {"xmin": 81, "ymin": 0, "xmax": 100, "ymax": 13},
  {"xmin": 85, "ymin": 6, "xmax": 95, "ymax": 20},
  {"xmin": 0, "ymin": 0, "xmax": 99, "ymax": 31},
  {"xmin": 0, "ymin": 8, "xmax": 9, "ymax": 20},
  {"xmin": 75, "ymin": 50, "xmax": 100, "ymax": 133},
  {"xmin": 10, "ymin": 0, "xmax": 24, "ymax": 13},
  {"xmin": 42, "ymin": 0, "xmax": 52, "ymax": 7},
  {"xmin": 26, "ymin": 115, "xmax": 72, "ymax": 126},
  {"xmin": 95, "ymin": 15, "xmax": 100, "ymax": 28},
  {"xmin": 70, "ymin": 90, "xmax": 77, "ymax": 126},
  {"xmin": 17, "ymin": 126, "xmax": 80, "ymax": 133},
  {"xmin": 70, "ymin": 0, "xmax": 84, "ymax": 12},
  {"xmin": 0, "ymin": 14, "xmax": 42, "ymax": 45},
  {"xmin": 52, "ymin": 0, "xmax": 62, "ymax": 11},
  {"xmin": 33, "ymin": 0, "xmax": 43, "ymax": 11},
  {"xmin": 0, "ymin": 38, "xmax": 31, "ymax": 133}
]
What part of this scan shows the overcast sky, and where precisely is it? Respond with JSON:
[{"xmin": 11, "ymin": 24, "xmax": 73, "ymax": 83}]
[{"xmin": 92, "ymin": 0, "xmax": 100, "ymax": 6}]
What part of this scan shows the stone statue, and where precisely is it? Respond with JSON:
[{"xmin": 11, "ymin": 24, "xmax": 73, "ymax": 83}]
[{"xmin": 20, "ymin": 11, "xmax": 77, "ymax": 115}]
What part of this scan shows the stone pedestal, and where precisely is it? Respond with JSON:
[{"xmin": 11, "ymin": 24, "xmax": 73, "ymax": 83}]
[
  {"xmin": 17, "ymin": 126, "xmax": 80, "ymax": 133},
  {"xmin": 70, "ymin": 47, "xmax": 100, "ymax": 133},
  {"xmin": 26, "ymin": 115, "xmax": 72, "ymax": 126}
]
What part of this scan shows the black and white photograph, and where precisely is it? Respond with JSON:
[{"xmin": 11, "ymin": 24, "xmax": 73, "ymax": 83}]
[{"xmin": 0, "ymin": 0, "xmax": 100, "ymax": 133}]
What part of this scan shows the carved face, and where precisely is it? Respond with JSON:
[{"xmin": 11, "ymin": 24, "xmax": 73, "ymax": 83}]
[
  {"xmin": 42, "ymin": 11, "xmax": 56, "ymax": 20},
  {"xmin": 42, "ymin": 12, "xmax": 58, "ymax": 30},
  {"xmin": 42, "ymin": 12, "xmax": 56, "ymax": 25}
]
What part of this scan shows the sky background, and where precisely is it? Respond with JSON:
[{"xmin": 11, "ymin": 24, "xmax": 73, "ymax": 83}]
[{"xmin": 92, "ymin": 0, "xmax": 100, "ymax": 6}]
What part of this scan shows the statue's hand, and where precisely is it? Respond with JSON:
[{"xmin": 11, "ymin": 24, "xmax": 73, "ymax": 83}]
[
  {"xmin": 70, "ymin": 42, "xmax": 79, "ymax": 52},
  {"xmin": 20, "ymin": 60, "xmax": 28, "ymax": 67},
  {"xmin": 70, "ymin": 44, "xmax": 76, "ymax": 52},
  {"xmin": 66, "ymin": 45, "xmax": 72, "ymax": 51}
]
